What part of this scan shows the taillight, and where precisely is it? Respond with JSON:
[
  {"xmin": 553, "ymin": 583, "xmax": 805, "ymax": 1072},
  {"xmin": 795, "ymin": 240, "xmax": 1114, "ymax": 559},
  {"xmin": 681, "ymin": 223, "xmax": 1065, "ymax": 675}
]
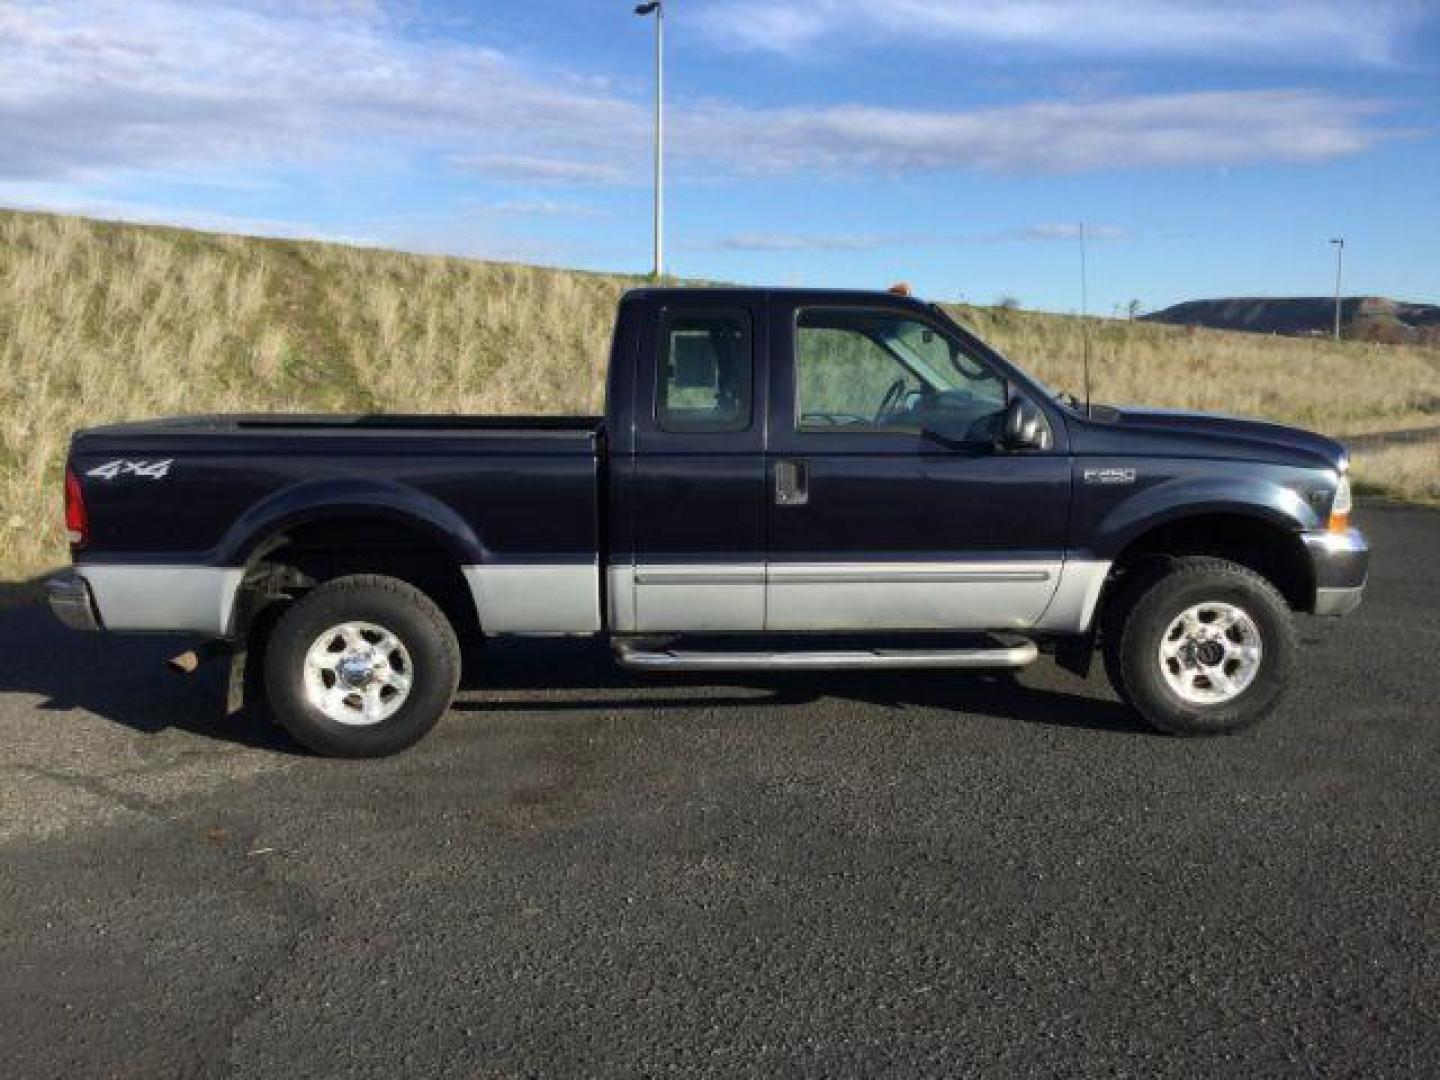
[
  {"xmin": 64, "ymin": 467, "xmax": 88, "ymax": 548},
  {"xmin": 1328, "ymin": 475, "xmax": 1353, "ymax": 533}
]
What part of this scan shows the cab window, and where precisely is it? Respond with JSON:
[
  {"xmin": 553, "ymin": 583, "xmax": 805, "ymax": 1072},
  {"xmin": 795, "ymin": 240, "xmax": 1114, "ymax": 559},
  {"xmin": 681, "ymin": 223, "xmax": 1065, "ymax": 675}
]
[
  {"xmin": 657, "ymin": 308, "xmax": 753, "ymax": 433},
  {"xmin": 795, "ymin": 308, "xmax": 1006, "ymax": 440}
]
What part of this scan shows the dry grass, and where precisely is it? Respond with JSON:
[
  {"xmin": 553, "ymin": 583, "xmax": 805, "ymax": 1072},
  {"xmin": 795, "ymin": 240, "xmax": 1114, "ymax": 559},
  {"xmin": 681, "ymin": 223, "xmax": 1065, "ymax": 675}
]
[
  {"xmin": 1351, "ymin": 442, "xmax": 1440, "ymax": 506},
  {"xmin": 1, "ymin": 208, "xmax": 1436, "ymax": 582},
  {"xmin": 0, "ymin": 210, "xmax": 640, "ymax": 581}
]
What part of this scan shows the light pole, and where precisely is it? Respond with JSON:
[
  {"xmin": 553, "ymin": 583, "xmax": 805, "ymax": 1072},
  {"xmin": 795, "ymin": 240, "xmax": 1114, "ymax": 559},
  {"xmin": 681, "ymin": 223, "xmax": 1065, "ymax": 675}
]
[
  {"xmin": 635, "ymin": 2, "xmax": 664, "ymax": 280},
  {"xmin": 1329, "ymin": 237, "xmax": 1344, "ymax": 341}
]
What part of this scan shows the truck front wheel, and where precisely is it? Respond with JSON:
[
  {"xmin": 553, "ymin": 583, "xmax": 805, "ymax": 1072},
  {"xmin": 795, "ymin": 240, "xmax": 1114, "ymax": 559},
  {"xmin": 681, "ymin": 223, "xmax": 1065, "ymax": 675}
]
[
  {"xmin": 1104, "ymin": 557, "xmax": 1296, "ymax": 736},
  {"xmin": 263, "ymin": 574, "xmax": 461, "ymax": 757}
]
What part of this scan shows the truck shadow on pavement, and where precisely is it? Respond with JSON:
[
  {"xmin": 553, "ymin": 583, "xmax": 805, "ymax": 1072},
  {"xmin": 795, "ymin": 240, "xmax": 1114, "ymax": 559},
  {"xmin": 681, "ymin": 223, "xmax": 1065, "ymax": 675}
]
[
  {"xmin": 3, "ymin": 602, "xmax": 1149, "ymax": 756},
  {"xmin": 2, "ymin": 601, "xmax": 309, "ymax": 754},
  {"xmin": 454, "ymin": 637, "xmax": 1149, "ymax": 735}
]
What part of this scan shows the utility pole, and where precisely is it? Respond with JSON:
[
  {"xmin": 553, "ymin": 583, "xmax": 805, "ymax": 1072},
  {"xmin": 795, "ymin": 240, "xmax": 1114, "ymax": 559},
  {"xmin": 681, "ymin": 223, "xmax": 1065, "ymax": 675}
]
[
  {"xmin": 1329, "ymin": 237, "xmax": 1345, "ymax": 341},
  {"xmin": 635, "ymin": 2, "xmax": 665, "ymax": 279},
  {"xmin": 1079, "ymin": 221, "xmax": 1092, "ymax": 418}
]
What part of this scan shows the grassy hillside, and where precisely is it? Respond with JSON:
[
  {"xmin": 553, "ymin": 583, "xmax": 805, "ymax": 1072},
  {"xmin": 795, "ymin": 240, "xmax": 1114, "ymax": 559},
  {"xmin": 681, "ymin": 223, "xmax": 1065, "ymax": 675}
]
[{"xmin": 2, "ymin": 209, "xmax": 1437, "ymax": 582}]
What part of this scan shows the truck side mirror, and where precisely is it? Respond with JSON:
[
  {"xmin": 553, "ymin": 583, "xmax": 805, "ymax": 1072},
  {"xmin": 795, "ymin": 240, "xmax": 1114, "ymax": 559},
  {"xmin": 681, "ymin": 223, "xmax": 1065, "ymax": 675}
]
[{"xmin": 1002, "ymin": 395, "xmax": 1052, "ymax": 451}]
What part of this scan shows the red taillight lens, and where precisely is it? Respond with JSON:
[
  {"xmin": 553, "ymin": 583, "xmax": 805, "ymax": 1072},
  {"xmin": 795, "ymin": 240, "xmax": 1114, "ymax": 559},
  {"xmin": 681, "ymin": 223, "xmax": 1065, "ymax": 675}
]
[{"xmin": 64, "ymin": 467, "xmax": 88, "ymax": 548}]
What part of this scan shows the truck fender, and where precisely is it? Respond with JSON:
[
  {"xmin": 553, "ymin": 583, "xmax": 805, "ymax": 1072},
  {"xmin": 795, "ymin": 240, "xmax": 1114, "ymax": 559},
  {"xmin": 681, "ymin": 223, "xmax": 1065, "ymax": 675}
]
[
  {"xmin": 1089, "ymin": 476, "xmax": 1322, "ymax": 559},
  {"xmin": 218, "ymin": 477, "xmax": 486, "ymax": 569}
]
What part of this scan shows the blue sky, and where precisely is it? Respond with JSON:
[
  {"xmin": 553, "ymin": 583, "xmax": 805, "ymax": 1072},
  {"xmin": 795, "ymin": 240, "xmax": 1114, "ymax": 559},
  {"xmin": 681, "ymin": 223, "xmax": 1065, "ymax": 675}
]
[{"xmin": 1, "ymin": 0, "xmax": 1437, "ymax": 312}]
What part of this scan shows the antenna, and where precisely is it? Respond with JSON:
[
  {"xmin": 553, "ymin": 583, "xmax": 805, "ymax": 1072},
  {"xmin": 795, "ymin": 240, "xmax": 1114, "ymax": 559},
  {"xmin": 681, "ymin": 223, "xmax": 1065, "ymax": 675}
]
[{"xmin": 1079, "ymin": 220, "xmax": 1093, "ymax": 418}]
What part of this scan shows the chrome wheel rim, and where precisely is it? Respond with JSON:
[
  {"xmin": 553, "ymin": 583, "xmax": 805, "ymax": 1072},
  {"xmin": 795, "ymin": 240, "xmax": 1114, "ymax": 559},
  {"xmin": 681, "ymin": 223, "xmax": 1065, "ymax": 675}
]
[
  {"xmin": 303, "ymin": 621, "xmax": 414, "ymax": 726},
  {"xmin": 1158, "ymin": 601, "xmax": 1263, "ymax": 705}
]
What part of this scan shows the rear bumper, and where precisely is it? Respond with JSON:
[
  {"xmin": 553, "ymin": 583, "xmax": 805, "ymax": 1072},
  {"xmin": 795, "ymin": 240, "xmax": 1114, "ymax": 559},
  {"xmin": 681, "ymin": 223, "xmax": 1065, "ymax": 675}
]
[
  {"xmin": 47, "ymin": 571, "xmax": 101, "ymax": 632},
  {"xmin": 1302, "ymin": 529, "xmax": 1369, "ymax": 617}
]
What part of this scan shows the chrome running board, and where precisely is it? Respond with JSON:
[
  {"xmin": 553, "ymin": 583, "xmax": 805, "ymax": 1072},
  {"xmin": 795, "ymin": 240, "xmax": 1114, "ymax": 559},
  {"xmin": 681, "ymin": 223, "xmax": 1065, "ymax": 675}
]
[{"xmin": 613, "ymin": 639, "xmax": 1037, "ymax": 672}]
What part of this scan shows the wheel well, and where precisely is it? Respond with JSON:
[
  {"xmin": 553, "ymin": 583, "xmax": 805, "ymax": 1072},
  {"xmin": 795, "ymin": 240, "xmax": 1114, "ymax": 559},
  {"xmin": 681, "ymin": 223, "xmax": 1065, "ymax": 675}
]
[
  {"xmin": 236, "ymin": 515, "xmax": 479, "ymax": 641},
  {"xmin": 1109, "ymin": 513, "xmax": 1313, "ymax": 611}
]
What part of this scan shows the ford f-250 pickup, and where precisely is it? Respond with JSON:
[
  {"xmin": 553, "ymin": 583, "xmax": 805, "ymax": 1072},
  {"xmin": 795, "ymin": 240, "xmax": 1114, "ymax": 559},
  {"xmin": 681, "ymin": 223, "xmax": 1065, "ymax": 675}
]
[{"xmin": 49, "ymin": 287, "xmax": 1369, "ymax": 756}]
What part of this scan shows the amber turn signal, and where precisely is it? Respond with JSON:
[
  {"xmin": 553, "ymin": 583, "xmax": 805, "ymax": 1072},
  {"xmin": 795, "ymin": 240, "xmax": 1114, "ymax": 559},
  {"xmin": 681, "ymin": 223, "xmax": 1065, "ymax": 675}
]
[{"xmin": 1328, "ymin": 476, "xmax": 1353, "ymax": 533}]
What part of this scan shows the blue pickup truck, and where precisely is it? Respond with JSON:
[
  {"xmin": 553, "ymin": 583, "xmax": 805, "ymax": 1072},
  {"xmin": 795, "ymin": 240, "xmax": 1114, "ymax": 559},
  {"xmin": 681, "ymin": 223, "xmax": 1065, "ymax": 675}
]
[{"xmin": 49, "ymin": 287, "xmax": 1368, "ymax": 756}]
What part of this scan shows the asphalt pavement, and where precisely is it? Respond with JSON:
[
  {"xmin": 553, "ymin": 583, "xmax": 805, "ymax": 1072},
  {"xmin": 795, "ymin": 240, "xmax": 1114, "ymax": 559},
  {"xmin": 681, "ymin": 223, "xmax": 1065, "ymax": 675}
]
[{"xmin": 2, "ymin": 506, "xmax": 1437, "ymax": 1078}]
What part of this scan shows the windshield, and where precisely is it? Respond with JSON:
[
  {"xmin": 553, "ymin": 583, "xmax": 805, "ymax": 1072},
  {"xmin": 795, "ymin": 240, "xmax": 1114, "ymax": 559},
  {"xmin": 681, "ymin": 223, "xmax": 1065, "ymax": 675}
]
[{"xmin": 928, "ymin": 304, "xmax": 1072, "ymax": 406}]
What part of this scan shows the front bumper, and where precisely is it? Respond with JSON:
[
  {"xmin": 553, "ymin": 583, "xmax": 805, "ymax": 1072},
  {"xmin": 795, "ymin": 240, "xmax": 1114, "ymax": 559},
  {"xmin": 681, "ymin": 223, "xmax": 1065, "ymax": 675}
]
[
  {"xmin": 1302, "ymin": 528, "xmax": 1369, "ymax": 617},
  {"xmin": 47, "ymin": 571, "xmax": 101, "ymax": 632}
]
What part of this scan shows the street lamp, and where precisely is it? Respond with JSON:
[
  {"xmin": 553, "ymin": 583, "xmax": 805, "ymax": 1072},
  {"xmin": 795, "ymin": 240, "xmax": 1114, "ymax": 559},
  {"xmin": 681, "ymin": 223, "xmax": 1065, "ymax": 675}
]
[
  {"xmin": 635, "ymin": 1, "xmax": 664, "ymax": 280},
  {"xmin": 1329, "ymin": 237, "xmax": 1344, "ymax": 342}
]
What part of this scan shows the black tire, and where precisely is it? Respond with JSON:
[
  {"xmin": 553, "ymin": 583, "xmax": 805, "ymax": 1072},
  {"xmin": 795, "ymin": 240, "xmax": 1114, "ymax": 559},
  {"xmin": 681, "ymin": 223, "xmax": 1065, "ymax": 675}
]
[
  {"xmin": 1102, "ymin": 557, "xmax": 1295, "ymax": 736},
  {"xmin": 263, "ymin": 574, "xmax": 461, "ymax": 758}
]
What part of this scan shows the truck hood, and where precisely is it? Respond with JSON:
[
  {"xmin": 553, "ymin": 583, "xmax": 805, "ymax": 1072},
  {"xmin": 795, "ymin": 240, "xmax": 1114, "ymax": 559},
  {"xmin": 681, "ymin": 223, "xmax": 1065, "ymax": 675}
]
[{"xmin": 1079, "ymin": 406, "xmax": 1348, "ymax": 470}]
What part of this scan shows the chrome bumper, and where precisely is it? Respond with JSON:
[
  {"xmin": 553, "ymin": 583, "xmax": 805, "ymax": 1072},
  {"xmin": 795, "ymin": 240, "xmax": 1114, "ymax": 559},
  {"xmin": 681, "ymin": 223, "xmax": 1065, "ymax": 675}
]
[
  {"xmin": 47, "ymin": 571, "xmax": 101, "ymax": 632},
  {"xmin": 1302, "ymin": 529, "xmax": 1369, "ymax": 617}
]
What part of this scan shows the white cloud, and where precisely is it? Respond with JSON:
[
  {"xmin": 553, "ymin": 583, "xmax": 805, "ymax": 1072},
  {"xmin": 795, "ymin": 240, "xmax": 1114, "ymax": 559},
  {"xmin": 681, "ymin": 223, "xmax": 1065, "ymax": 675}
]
[
  {"xmin": 0, "ymin": 0, "xmax": 643, "ymax": 181},
  {"xmin": 681, "ymin": 91, "xmax": 1389, "ymax": 175},
  {"xmin": 705, "ymin": 223, "xmax": 1130, "ymax": 251},
  {"xmin": 449, "ymin": 154, "xmax": 632, "ymax": 186},
  {"xmin": 487, "ymin": 198, "xmax": 606, "ymax": 218},
  {"xmin": 0, "ymin": 0, "xmax": 1399, "ymax": 203},
  {"xmin": 697, "ymin": 0, "xmax": 1427, "ymax": 65},
  {"xmin": 1015, "ymin": 223, "xmax": 1127, "ymax": 241},
  {"xmin": 711, "ymin": 233, "xmax": 900, "ymax": 251}
]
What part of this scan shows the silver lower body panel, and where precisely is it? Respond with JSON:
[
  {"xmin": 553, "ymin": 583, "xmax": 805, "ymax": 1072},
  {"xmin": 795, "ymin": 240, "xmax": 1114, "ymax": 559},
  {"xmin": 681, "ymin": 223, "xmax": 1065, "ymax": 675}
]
[
  {"xmin": 765, "ymin": 561, "xmax": 1058, "ymax": 631},
  {"xmin": 77, "ymin": 565, "xmax": 243, "ymax": 635},
  {"xmin": 611, "ymin": 559, "xmax": 1112, "ymax": 636},
  {"xmin": 463, "ymin": 563, "xmax": 601, "ymax": 635},
  {"xmin": 1032, "ymin": 559, "xmax": 1112, "ymax": 632},
  {"xmin": 625, "ymin": 563, "xmax": 765, "ymax": 633}
]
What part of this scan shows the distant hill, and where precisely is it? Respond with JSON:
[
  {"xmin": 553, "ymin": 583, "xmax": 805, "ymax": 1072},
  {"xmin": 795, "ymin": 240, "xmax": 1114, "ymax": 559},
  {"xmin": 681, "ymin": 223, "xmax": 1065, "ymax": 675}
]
[{"xmin": 1144, "ymin": 297, "xmax": 1440, "ymax": 345}]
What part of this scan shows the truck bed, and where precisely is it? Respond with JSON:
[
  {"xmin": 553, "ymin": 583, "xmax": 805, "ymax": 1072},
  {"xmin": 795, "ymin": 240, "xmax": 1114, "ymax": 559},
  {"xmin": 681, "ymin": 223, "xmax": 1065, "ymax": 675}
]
[{"xmin": 69, "ymin": 413, "xmax": 604, "ymax": 572}]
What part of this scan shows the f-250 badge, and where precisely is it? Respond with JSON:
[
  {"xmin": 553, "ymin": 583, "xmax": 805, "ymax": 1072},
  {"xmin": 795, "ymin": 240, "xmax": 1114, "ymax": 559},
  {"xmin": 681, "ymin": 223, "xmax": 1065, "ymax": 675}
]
[
  {"xmin": 1083, "ymin": 467, "xmax": 1136, "ymax": 485},
  {"xmin": 87, "ymin": 459, "xmax": 174, "ymax": 481}
]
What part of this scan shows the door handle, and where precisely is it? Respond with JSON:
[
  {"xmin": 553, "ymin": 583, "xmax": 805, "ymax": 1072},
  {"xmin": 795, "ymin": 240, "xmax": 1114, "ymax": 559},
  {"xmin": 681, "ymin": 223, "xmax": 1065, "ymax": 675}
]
[{"xmin": 775, "ymin": 459, "xmax": 809, "ymax": 506}]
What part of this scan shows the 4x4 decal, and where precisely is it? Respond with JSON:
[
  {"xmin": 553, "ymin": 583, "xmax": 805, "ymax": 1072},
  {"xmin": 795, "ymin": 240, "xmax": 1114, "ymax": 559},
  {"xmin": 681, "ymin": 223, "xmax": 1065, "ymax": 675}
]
[{"xmin": 86, "ymin": 459, "xmax": 174, "ymax": 481}]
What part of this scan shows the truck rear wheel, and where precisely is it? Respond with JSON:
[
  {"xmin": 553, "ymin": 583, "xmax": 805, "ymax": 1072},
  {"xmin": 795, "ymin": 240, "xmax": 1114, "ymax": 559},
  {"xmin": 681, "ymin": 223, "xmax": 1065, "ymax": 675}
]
[
  {"xmin": 1104, "ymin": 557, "xmax": 1295, "ymax": 736},
  {"xmin": 263, "ymin": 574, "xmax": 461, "ymax": 758}
]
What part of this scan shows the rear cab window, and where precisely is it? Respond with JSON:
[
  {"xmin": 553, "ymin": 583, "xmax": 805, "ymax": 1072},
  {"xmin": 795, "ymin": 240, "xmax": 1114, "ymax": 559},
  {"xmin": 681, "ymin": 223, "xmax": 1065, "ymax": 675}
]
[{"xmin": 657, "ymin": 308, "xmax": 753, "ymax": 434}]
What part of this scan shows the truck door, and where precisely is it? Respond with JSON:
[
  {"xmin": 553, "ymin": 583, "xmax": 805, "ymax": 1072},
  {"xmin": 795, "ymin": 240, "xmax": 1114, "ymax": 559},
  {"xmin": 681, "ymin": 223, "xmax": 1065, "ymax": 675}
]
[
  {"xmin": 764, "ymin": 300, "xmax": 1071, "ymax": 631},
  {"xmin": 617, "ymin": 298, "xmax": 769, "ymax": 632}
]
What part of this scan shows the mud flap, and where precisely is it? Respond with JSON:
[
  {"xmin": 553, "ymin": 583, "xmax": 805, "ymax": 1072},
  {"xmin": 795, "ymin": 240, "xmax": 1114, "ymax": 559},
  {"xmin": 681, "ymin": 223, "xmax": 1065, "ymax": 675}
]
[{"xmin": 225, "ymin": 643, "xmax": 249, "ymax": 719}]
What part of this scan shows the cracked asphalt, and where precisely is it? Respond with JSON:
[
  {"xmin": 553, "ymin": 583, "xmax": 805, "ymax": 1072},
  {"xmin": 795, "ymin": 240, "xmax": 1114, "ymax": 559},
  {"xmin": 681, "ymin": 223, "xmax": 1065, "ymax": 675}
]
[{"xmin": 2, "ymin": 506, "xmax": 1437, "ymax": 1078}]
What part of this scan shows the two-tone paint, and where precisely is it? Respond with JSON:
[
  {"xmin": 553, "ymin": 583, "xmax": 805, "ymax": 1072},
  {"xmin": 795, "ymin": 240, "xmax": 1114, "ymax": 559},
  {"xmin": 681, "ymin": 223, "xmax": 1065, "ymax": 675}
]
[
  {"xmin": 68, "ymin": 418, "xmax": 604, "ymax": 636},
  {"xmin": 60, "ymin": 287, "xmax": 1368, "ymax": 643}
]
